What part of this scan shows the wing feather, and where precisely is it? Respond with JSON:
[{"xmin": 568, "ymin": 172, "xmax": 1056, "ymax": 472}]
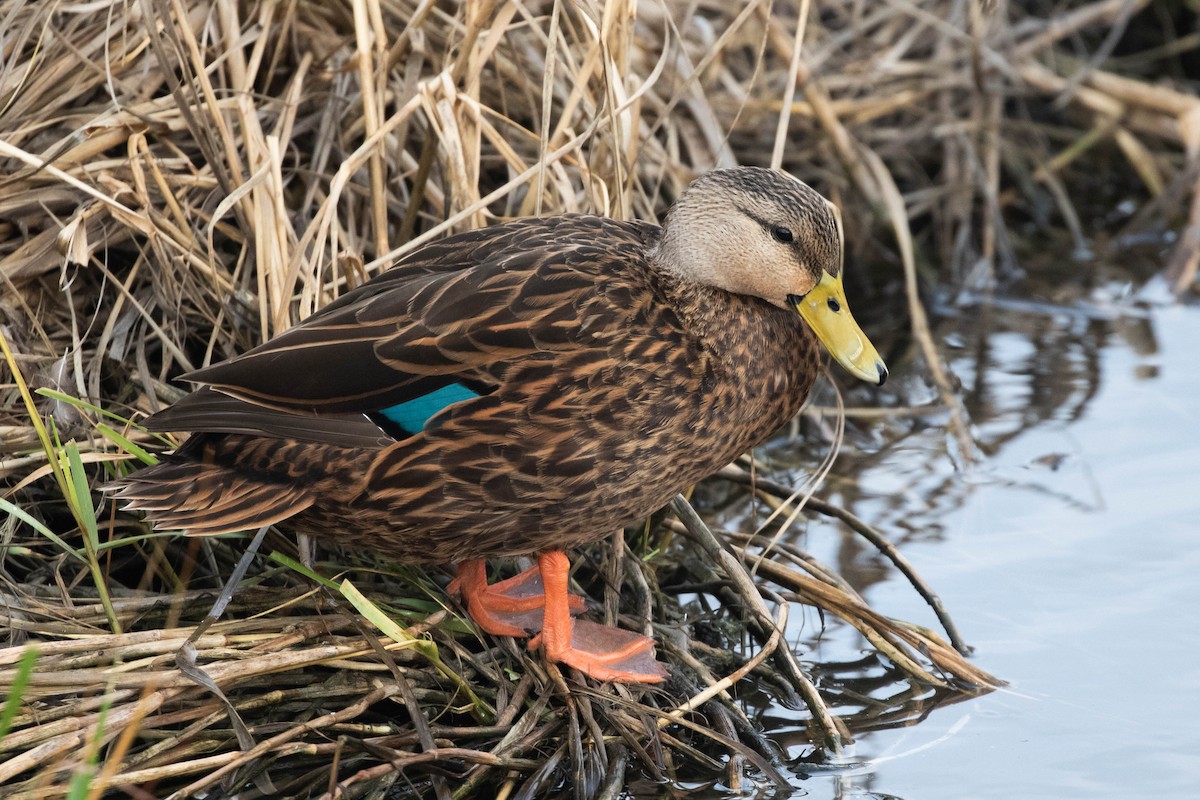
[
  {"xmin": 142, "ymin": 387, "xmax": 392, "ymax": 447},
  {"xmin": 172, "ymin": 216, "xmax": 659, "ymax": 418},
  {"xmin": 109, "ymin": 459, "xmax": 315, "ymax": 535}
]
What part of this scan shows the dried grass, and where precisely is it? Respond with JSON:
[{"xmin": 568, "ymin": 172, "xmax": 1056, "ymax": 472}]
[{"xmin": 1, "ymin": 0, "xmax": 1196, "ymax": 796}]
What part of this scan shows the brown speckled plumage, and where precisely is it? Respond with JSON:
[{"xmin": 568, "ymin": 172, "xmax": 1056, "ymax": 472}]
[{"xmin": 113, "ymin": 168, "xmax": 852, "ymax": 565}]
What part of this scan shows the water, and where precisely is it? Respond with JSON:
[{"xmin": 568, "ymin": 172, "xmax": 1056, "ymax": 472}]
[{"xmin": 751, "ymin": 274, "xmax": 1200, "ymax": 798}]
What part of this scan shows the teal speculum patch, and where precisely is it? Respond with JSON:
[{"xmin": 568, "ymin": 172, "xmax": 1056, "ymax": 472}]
[{"xmin": 375, "ymin": 383, "xmax": 480, "ymax": 434}]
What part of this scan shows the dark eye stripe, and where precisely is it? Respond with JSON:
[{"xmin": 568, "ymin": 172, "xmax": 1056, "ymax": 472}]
[{"xmin": 736, "ymin": 206, "xmax": 799, "ymax": 247}]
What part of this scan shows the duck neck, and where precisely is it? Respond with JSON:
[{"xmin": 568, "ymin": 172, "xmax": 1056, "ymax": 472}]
[
  {"xmin": 649, "ymin": 243, "xmax": 818, "ymax": 377},
  {"xmin": 649, "ymin": 215, "xmax": 726, "ymax": 292},
  {"xmin": 658, "ymin": 274, "xmax": 727, "ymax": 340},
  {"xmin": 650, "ymin": 264, "xmax": 778, "ymax": 355}
]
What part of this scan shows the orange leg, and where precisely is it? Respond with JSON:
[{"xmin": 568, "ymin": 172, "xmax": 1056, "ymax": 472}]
[
  {"xmin": 449, "ymin": 559, "xmax": 584, "ymax": 638},
  {"xmin": 528, "ymin": 550, "xmax": 667, "ymax": 683}
]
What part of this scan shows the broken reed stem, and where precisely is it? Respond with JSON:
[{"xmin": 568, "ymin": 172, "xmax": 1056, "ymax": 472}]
[
  {"xmin": 717, "ymin": 464, "xmax": 970, "ymax": 654},
  {"xmin": 670, "ymin": 495, "xmax": 844, "ymax": 753}
]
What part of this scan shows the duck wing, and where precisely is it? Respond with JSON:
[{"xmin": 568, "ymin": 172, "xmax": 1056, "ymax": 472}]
[{"xmin": 146, "ymin": 215, "xmax": 662, "ymax": 441}]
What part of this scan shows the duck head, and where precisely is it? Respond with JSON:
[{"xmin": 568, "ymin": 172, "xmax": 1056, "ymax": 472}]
[{"xmin": 652, "ymin": 166, "xmax": 888, "ymax": 386}]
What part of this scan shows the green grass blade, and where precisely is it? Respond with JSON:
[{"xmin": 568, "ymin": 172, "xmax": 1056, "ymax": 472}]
[
  {"xmin": 34, "ymin": 389, "xmax": 175, "ymax": 449},
  {"xmin": 95, "ymin": 423, "xmax": 158, "ymax": 466},
  {"xmin": 341, "ymin": 578, "xmax": 425, "ymax": 647},
  {"xmin": 0, "ymin": 647, "xmax": 37, "ymax": 741},
  {"xmin": 63, "ymin": 441, "xmax": 122, "ymax": 633},
  {"xmin": 341, "ymin": 579, "xmax": 494, "ymax": 722},
  {"xmin": 0, "ymin": 331, "xmax": 70, "ymax": 503},
  {"xmin": 269, "ymin": 551, "xmax": 342, "ymax": 590},
  {"xmin": 0, "ymin": 497, "xmax": 86, "ymax": 562},
  {"xmin": 35, "ymin": 388, "xmax": 123, "ymax": 423},
  {"xmin": 95, "ymin": 530, "xmax": 175, "ymax": 551},
  {"xmin": 65, "ymin": 443, "xmax": 99, "ymax": 545}
]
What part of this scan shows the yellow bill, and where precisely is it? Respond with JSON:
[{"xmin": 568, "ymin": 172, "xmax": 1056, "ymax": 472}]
[{"xmin": 793, "ymin": 271, "xmax": 888, "ymax": 386}]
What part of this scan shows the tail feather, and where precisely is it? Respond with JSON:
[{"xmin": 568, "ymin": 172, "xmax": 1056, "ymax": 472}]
[{"xmin": 107, "ymin": 459, "xmax": 314, "ymax": 536}]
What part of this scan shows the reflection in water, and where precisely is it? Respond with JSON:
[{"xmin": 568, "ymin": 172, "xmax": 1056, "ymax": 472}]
[{"xmin": 679, "ymin": 270, "xmax": 1188, "ymax": 798}]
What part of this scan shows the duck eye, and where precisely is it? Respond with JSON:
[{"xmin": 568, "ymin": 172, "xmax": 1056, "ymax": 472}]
[{"xmin": 771, "ymin": 225, "xmax": 794, "ymax": 244}]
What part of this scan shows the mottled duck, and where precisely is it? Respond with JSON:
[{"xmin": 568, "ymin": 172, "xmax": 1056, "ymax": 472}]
[{"xmin": 113, "ymin": 167, "xmax": 888, "ymax": 683}]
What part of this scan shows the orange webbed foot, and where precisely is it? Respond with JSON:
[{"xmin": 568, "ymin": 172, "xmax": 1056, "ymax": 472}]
[
  {"xmin": 530, "ymin": 550, "xmax": 668, "ymax": 684},
  {"xmin": 530, "ymin": 618, "xmax": 667, "ymax": 683},
  {"xmin": 450, "ymin": 560, "xmax": 584, "ymax": 638}
]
